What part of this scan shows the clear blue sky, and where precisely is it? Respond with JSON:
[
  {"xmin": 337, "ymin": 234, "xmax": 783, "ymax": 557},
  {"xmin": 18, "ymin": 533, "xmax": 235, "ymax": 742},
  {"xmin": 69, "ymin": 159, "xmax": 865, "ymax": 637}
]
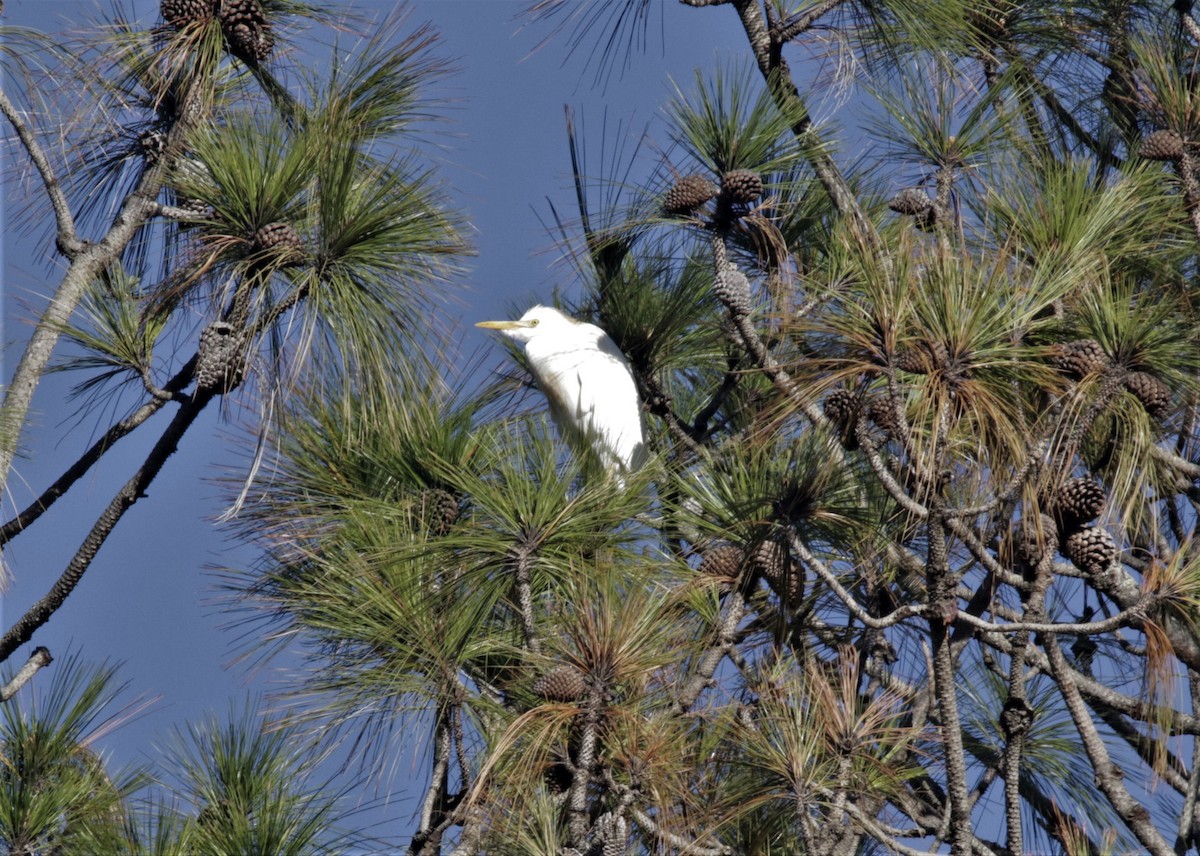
[{"xmin": 1, "ymin": 0, "xmax": 749, "ymax": 841}]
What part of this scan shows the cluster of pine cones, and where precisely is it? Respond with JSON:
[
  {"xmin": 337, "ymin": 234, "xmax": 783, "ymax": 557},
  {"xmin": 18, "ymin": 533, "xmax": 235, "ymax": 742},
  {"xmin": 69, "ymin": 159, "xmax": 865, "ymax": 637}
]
[
  {"xmin": 1016, "ymin": 477, "xmax": 1115, "ymax": 577},
  {"xmin": 1051, "ymin": 339, "xmax": 1171, "ymax": 420},
  {"xmin": 663, "ymin": 169, "xmax": 764, "ymax": 217},
  {"xmin": 698, "ymin": 538, "xmax": 802, "ymax": 606},
  {"xmin": 161, "ymin": 0, "xmax": 274, "ymax": 62}
]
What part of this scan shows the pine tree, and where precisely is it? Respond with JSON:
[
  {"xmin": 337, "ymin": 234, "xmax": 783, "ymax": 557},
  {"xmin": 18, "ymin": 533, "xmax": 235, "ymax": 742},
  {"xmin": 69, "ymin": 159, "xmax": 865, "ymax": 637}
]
[
  {"xmin": 10, "ymin": 1, "xmax": 1200, "ymax": 855},
  {"xmin": 230, "ymin": 2, "xmax": 1200, "ymax": 854}
]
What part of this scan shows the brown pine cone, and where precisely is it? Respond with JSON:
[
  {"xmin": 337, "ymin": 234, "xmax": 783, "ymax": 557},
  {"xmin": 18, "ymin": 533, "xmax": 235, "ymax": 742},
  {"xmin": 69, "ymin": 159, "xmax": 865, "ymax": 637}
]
[
  {"xmin": 868, "ymin": 396, "xmax": 901, "ymax": 435},
  {"xmin": 162, "ymin": 0, "xmax": 214, "ymax": 29},
  {"xmin": 1064, "ymin": 526, "xmax": 1117, "ymax": 576},
  {"xmin": 698, "ymin": 543, "xmax": 746, "ymax": 579},
  {"xmin": 219, "ymin": 0, "xmax": 274, "ymax": 61},
  {"xmin": 252, "ymin": 221, "xmax": 305, "ymax": 264},
  {"xmin": 417, "ymin": 488, "xmax": 460, "ymax": 536},
  {"xmin": 1125, "ymin": 371, "xmax": 1171, "ymax": 420},
  {"xmin": 1054, "ymin": 477, "xmax": 1106, "ymax": 526},
  {"xmin": 753, "ymin": 540, "xmax": 802, "ymax": 605},
  {"xmin": 895, "ymin": 339, "xmax": 949, "ymax": 374},
  {"xmin": 720, "ymin": 169, "xmax": 764, "ymax": 205},
  {"xmin": 533, "ymin": 664, "xmax": 588, "ymax": 703},
  {"xmin": 823, "ymin": 388, "xmax": 859, "ymax": 428},
  {"xmin": 664, "ymin": 174, "xmax": 719, "ymax": 215},
  {"xmin": 1140, "ymin": 129, "xmax": 1185, "ymax": 161},
  {"xmin": 1051, "ymin": 339, "xmax": 1110, "ymax": 381}
]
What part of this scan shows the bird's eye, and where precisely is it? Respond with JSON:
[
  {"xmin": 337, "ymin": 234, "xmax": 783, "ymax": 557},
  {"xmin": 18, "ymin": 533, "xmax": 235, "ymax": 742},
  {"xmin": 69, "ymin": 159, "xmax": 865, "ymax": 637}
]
[{"xmin": 529, "ymin": 319, "xmax": 540, "ymax": 327}]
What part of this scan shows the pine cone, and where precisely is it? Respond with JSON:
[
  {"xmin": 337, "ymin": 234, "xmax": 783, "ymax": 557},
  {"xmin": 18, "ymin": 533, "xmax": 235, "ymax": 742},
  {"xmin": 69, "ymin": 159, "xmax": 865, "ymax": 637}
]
[
  {"xmin": 824, "ymin": 388, "xmax": 861, "ymax": 448},
  {"xmin": 218, "ymin": 0, "xmax": 274, "ymax": 61},
  {"xmin": 195, "ymin": 321, "xmax": 244, "ymax": 394},
  {"xmin": 895, "ymin": 339, "xmax": 949, "ymax": 374},
  {"xmin": 533, "ymin": 665, "xmax": 588, "ymax": 703},
  {"xmin": 1064, "ymin": 526, "xmax": 1117, "ymax": 576},
  {"xmin": 823, "ymin": 388, "xmax": 859, "ymax": 427},
  {"xmin": 714, "ymin": 266, "xmax": 752, "ymax": 317},
  {"xmin": 868, "ymin": 396, "xmax": 901, "ymax": 435},
  {"xmin": 698, "ymin": 543, "xmax": 745, "ymax": 579},
  {"xmin": 1054, "ymin": 477, "xmax": 1106, "ymax": 526},
  {"xmin": 252, "ymin": 221, "xmax": 305, "ymax": 264},
  {"xmin": 1125, "ymin": 371, "xmax": 1171, "ymax": 420},
  {"xmin": 162, "ymin": 0, "xmax": 214, "ymax": 29},
  {"xmin": 753, "ymin": 540, "xmax": 802, "ymax": 605},
  {"xmin": 418, "ymin": 488, "xmax": 460, "ymax": 536},
  {"xmin": 1051, "ymin": 339, "xmax": 1110, "ymax": 380},
  {"xmin": 720, "ymin": 169, "xmax": 764, "ymax": 205},
  {"xmin": 1014, "ymin": 513, "xmax": 1057, "ymax": 566},
  {"xmin": 1140, "ymin": 129, "xmax": 1185, "ymax": 161},
  {"xmin": 664, "ymin": 174, "xmax": 718, "ymax": 215},
  {"xmin": 596, "ymin": 814, "xmax": 628, "ymax": 856},
  {"xmin": 888, "ymin": 187, "xmax": 933, "ymax": 216}
]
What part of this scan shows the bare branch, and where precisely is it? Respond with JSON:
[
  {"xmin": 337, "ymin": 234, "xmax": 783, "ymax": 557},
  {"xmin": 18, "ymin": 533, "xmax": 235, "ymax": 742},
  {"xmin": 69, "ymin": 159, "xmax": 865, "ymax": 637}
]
[
  {"xmin": 0, "ymin": 87, "xmax": 79, "ymax": 252},
  {"xmin": 790, "ymin": 534, "xmax": 925, "ymax": 630},
  {"xmin": 0, "ymin": 646, "xmax": 52, "ymax": 702},
  {"xmin": 0, "ymin": 57, "xmax": 210, "ymax": 513},
  {"xmin": 951, "ymin": 599, "xmax": 1154, "ymax": 637},
  {"xmin": 673, "ymin": 591, "xmax": 746, "ymax": 714},
  {"xmin": 1043, "ymin": 633, "xmax": 1175, "ymax": 855},
  {"xmin": 0, "ymin": 392, "xmax": 213, "ymax": 664},
  {"xmin": 0, "ymin": 355, "xmax": 197, "ymax": 545}
]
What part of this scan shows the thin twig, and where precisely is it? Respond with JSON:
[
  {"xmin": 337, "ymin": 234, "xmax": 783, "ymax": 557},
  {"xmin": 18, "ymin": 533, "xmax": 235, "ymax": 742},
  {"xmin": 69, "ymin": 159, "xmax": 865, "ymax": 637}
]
[
  {"xmin": 790, "ymin": 534, "xmax": 925, "ymax": 630},
  {"xmin": 627, "ymin": 804, "xmax": 732, "ymax": 856},
  {"xmin": 0, "ymin": 87, "xmax": 78, "ymax": 251}
]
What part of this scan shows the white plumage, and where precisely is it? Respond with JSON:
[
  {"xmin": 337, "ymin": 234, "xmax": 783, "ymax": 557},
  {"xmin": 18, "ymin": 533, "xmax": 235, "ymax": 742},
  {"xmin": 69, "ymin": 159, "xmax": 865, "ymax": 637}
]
[{"xmin": 477, "ymin": 305, "xmax": 647, "ymax": 474}]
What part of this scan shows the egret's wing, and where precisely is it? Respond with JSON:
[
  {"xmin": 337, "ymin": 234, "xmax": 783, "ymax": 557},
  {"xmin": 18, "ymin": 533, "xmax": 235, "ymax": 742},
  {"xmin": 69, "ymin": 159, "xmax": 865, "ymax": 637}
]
[
  {"xmin": 525, "ymin": 328, "xmax": 646, "ymax": 472},
  {"xmin": 574, "ymin": 335, "xmax": 646, "ymax": 472}
]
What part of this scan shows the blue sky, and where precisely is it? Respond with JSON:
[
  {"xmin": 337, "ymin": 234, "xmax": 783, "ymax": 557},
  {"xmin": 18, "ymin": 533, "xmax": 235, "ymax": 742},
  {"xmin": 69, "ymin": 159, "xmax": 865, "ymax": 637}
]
[{"xmin": 1, "ymin": 0, "xmax": 749, "ymax": 840}]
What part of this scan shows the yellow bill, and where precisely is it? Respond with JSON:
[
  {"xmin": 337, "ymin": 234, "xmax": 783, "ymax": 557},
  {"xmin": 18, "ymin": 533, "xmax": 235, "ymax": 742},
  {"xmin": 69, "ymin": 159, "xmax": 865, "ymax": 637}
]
[{"xmin": 475, "ymin": 319, "xmax": 533, "ymax": 330}]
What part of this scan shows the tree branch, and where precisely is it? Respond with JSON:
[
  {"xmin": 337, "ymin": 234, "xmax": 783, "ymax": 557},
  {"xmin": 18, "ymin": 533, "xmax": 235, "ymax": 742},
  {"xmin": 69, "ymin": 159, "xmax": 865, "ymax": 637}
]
[
  {"xmin": 790, "ymin": 534, "xmax": 925, "ymax": 630},
  {"xmin": 0, "ymin": 355, "xmax": 198, "ymax": 544},
  {"xmin": 673, "ymin": 590, "xmax": 746, "ymax": 714},
  {"xmin": 510, "ymin": 547, "xmax": 541, "ymax": 655},
  {"xmin": 775, "ymin": 0, "xmax": 850, "ymax": 44},
  {"xmin": 1042, "ymin": 632, "xmax": 1174, "ymax": 856},
  {"xmin": 0, "ymin": 74, "xmax": 205, "ymax": 510},
  {"xmin": 0, "ymin": 87, "xmax": 79, "ymax": 252},
  {"xmin": 0, "ymin": 646, "xmax": 52, "ymax": 702},
  {"xmin": 0, "ymin": 391, "xmax": 213, "ymax": 664}
]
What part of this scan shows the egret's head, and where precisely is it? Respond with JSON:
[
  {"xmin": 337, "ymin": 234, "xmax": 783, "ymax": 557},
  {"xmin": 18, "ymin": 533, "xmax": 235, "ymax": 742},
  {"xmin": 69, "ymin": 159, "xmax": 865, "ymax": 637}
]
[{"xmin": 475, "ymin": 305, "xmax": 575, "ymax": 344}]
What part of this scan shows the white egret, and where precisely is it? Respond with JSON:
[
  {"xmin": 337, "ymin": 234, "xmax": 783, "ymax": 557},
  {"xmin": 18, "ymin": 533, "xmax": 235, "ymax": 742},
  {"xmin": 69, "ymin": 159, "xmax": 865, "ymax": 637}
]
[{"xmin": 476, "ymin": 305, "xmax": 647, "ymax": 475}]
